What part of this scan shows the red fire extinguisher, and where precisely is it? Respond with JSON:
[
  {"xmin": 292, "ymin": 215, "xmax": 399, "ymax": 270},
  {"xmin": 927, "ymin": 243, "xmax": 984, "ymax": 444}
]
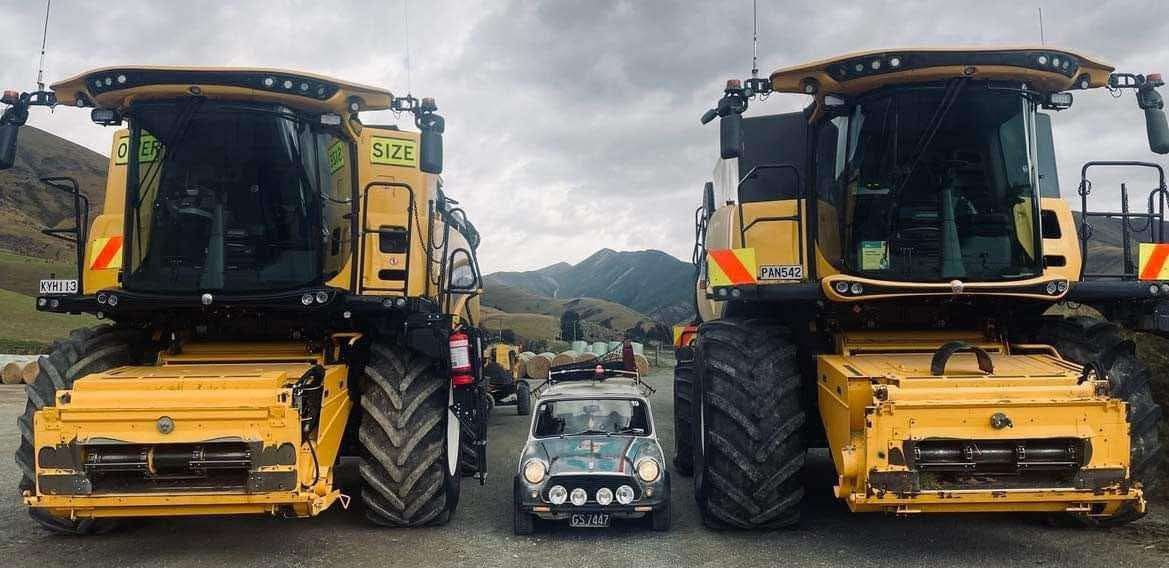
[{"xmin": 450, "ymin": 330, "xmax": 474, "ymax": 386}]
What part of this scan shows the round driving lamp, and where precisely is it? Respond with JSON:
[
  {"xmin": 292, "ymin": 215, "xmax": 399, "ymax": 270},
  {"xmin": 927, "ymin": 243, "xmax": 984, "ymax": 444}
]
[
  {"xmin": 635, "ymin": 458, "xmax": 661, "ymax": 483},
  {"xmin": 615, "ymin": 485, "xmax": 635, "ymax": 505},
  {"xmin": 548, "ymin": 485, "xmax": 567, "ymax": 505},
  {"xmin": 522, "ymin": 459, "xmax": 547, "ymax": 485},
  {"xmin": 595, "ymin": 487, "xmax": 614, "ymax": 506},
  {"xmin": 570, "ymin": 488, "xmax": 588, "ymax": 506}
]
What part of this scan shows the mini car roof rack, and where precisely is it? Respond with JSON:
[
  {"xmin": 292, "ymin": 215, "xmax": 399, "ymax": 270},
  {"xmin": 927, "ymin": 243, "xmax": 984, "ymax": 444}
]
[{"xmin": 535, "ymin": 359, "xmax": 654, "ymax": 395}]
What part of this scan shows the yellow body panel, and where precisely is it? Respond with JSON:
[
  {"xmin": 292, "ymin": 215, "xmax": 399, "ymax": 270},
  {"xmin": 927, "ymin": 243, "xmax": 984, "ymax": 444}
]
[
  {"xmin": 816, "ymin": 331, "xmax": 1140, "ymax": 515},
  {"xmin": 52, "ymin": 66, "xmax": 394, "ymax": 115},
  {"xmin": 769, "ymin": 46, "xmax": 1114, "ymax": 97},
  {"xmin": 27, "ymin": 341, "xmax": 353, "ymax": 519}
]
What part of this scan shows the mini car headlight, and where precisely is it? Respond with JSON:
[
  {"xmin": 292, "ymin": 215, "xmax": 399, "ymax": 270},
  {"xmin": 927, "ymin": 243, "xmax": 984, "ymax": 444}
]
[
  {"xmin": 595, "ymin": 487, "xmax": 613, "ymax": 506},
  {"xmin": 615, "ymin": 485, "xmax": 635, "ymax": 505},
  {"xmin": 635, "ymin": 458, "xmax": 661, "ymax": 483},
  {"xmin": 548, "ymin": 485, "xmax": 567, "ymax": 505},
  {"xmin": 570, "ymin": 488, "xmax": 588, "ymax": 506},
  {"xmin": 522, "ymin": 459, "xmax": 548, "ymax": 484}
]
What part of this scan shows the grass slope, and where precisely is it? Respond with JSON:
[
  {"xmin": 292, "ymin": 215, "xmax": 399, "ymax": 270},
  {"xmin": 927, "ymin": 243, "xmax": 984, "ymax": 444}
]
[
  {"xmin": 0, "ymin": 249, "xmax": 77, "ymax": 296},
  {"xmin": 0, "ymin": 287, "xmax": 96, "ymax": 353},
  {"xmin": 482, "ymin": 280, "xmax": 652, "ymax": 332}
]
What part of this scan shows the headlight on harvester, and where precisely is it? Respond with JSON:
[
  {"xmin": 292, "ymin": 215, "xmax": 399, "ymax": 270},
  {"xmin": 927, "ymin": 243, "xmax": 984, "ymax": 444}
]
[
  {"xmin": 635, "ymin": 458, "xmax": 661, "ymax": 483},
  {"xmin": 522, "ymin": 459, "xmax": 548, "ymax": 484}
]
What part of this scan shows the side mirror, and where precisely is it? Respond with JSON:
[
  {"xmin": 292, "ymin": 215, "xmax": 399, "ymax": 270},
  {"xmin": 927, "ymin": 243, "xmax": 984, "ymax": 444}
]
[
  {"xmin": 1144, "ymin": 108, "xmax": 1169, "ymax": 154},
  {"xmin": 720, "ymin": 112, "xmax": 742, "ymax": 159},
  {"xmin": 1137, "ymin": 77, "xmax": 1169, "ymax": 154},
  {"xmin": 420, "ymin": 124, "xmax": 443, "ymax": 174},
  {"xmin": 0, "ymin": 123, "xmax": 18, "ymax": 170},
  {"xmin": 415, "ymin": 99, "xmax": 445, "ymax": 174}
]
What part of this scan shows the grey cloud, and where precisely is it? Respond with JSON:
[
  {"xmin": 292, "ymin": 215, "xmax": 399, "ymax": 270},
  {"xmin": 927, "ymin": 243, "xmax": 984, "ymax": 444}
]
[{"xmin": 1, "ymin": 0, "xmax": 1167, "ymax": 272}]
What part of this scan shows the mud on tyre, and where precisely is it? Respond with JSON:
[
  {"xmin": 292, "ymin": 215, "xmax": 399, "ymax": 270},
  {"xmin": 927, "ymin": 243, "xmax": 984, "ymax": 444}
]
[
  {"xmin": 358, "ymin": 342, "xmax": 461, "ymax": 526},
  {"xmin": 1034, "ymin": 315, "xmax": 1163, "ymax": 526},
  {"xmin": 693, "ymin": 318, "xmax": 806, "ymax": 529},
  {"xmin": 672, "ymin": 360, "xmax": 696, "ymax": 476}
]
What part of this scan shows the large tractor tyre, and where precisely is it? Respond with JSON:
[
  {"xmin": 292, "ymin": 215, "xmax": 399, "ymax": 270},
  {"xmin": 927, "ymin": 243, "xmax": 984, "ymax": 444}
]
[
  {"xmin": 672, "ymin": 361, "xmax": 696, "ymax": 476},
  {"xmin": 358, "ymin": 343, "xmax": 462, "ymax": 527},
  {"xmin": 1035, "ymin": 316, "xmax": 1163, "ymax": 527},
  {"xmin": 16, "ymin": 325, "xmax": 151, "ymax": 535},
  {"xmin": 516, "ymin": 380, "xmax": 532, "ymax": 416},
  {"xmin": 692, "ymin": 318, "xmax": 806, "ymax": 530}
]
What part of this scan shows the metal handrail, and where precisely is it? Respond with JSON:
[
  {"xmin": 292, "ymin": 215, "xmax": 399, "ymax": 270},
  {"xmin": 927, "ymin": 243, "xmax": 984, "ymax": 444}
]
[
  {"xmin": 358, "ymin": 181, "xmax": 415, "ymax": 294},
  {"xmin": 1077, "ymin": 161, "xmax": 1168, "ymax": 280},
  {"xmin": 38, "ymin": 176, "xmax": 89, "ymax": 292},
  {"xmin": 736, "ymin": 163, "xmax": 805, "ymax": 268}
]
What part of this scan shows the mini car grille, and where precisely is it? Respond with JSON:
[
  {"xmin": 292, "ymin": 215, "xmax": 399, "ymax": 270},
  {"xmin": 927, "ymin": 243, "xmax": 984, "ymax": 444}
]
[{"xmin": 542, "ymin": 475, "xmax": 641, "ymax": 503}]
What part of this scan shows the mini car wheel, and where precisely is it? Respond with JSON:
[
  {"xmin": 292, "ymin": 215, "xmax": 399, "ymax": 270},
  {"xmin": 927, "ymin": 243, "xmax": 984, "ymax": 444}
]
[
  {"xmin": 513, "ymin": 498, "xmax": 535, "ymax": 535},
  {"xmin": 651, "ymin": 479, "xmax": 671, "ymax": 531},
  {"xmin": 516, "ymin": 380, "xmax": 532, "ymax": 415}
]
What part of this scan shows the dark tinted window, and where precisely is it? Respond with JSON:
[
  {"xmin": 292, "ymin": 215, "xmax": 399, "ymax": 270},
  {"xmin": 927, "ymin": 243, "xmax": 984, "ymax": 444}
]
[{"xmin": 738, "ymin": 113, "xmax": 807, "ymax": 202}]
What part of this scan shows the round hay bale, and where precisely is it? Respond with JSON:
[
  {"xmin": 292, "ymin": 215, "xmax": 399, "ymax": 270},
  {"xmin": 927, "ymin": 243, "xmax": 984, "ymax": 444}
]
[
  {"xmin": 21, "ymin": 359, "xmax": 40, "ymax": 384},
  {"xmin": 514, "ymin": 354, "xmax": 530, "ymax": 379},
  {"xmin": 570, "ymin": 340, "xmax": 588, "ymax": 353},
  {"xmin": 633, "ymin": 354, "xmax": 650, "ymax": 376},
  {"xmin": 2, "ymin": 362, "xmax": 22, "ymax": 385},
  {"xmin": 575, "ymin": 352, "xmax": 598, "ymax": 364},
  {"xmin": 552, "ymin": 351, "xmax": 579, "ymax": 367},
  {"xmin": 527, "ymin": 353, "xmax": 555, "ymax": 380},
  {"xmin": 592, "ymin": 341, "xmax": 608, "ymax": 355}
]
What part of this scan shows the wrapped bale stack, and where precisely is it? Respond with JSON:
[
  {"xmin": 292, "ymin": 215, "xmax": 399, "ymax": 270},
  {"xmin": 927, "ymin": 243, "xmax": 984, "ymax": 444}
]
[{"xmin": 527, "ymin": 353, "xmax": 555, "ymax": 380}]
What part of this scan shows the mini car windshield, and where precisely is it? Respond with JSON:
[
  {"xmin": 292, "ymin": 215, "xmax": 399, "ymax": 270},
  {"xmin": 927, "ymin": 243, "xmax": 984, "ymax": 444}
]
[{"xmin": 533, "ymin": 398, "xmax": 651, "ymax": 438}]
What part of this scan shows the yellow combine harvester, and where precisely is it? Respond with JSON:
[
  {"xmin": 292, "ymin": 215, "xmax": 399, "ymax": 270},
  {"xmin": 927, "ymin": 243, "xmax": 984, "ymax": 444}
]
[
  {"xmin": 678, "ymin": 47, "xmax": 1167, "ymax": 528},
  {"xmin": 0, "ymin": 67, "xmax": 490, "ymax": 533}
]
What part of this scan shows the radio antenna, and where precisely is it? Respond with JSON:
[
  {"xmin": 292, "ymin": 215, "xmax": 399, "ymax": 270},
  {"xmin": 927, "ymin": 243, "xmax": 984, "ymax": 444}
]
[
  {"xmin": 1037, "ymin": 7, "xmax": 1046, "ymax": 45},
  {"xmin": 750, "ymin": 0, "xmax": 759, "ymax": 80},
  {"xmin": 403, "ymin": 0, "xmax": 413, "ymax": 96},
  {"xmin": 36, "ymin": 0, "xmax": 52, "ymax": 92}
]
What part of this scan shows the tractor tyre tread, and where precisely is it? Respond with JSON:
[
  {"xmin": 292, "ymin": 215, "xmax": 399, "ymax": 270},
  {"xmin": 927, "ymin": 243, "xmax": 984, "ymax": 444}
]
[
  {"xmin": 694, "ymin": 318, "xmax": 805, "ymax": 530},
  {"xmin": 1035, "ymin": 316, "xmax": 1163, "ymax": 527},
  {"xmin": 358, "ymin": 342, "xmax": 459, "ymax": 527}
]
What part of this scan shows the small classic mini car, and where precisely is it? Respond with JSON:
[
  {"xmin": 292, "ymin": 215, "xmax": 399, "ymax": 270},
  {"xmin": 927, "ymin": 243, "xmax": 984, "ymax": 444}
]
[{"xmin": 512, "ymin": 362, "xmax": 670, "ymax": 534}]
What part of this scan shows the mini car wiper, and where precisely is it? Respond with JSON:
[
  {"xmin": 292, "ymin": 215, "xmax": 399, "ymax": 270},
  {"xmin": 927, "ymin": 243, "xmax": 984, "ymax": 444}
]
[
  {"xmin": 563, "ymin": 429, "xmax": 611, "ymax": 437},
  {"xmin": 613, "ymin": 427, "xmax": 645, "ymax": 435}
]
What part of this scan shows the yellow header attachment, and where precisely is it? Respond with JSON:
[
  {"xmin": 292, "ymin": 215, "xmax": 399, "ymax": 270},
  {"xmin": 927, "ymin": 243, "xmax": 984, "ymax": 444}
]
[
  {"xmin": 50, "ymin": 66, "xmax": 393, "ymax": 115},
  {"xmin": 769, "ymin": 46, "xmax": 1115, "ymax": 96}
]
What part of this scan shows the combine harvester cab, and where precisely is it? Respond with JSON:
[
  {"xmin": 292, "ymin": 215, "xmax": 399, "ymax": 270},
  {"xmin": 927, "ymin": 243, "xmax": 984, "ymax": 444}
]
[
  {"xmin": 681, "ymin": 47, "xmax": 1167, "ymax": 528},
  {"xmin": 0, "ymin": 67, "xmax": 490, "ymax": 533}
]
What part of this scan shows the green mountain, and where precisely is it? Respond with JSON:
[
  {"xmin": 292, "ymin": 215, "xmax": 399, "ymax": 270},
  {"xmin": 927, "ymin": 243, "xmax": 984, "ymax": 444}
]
[{"xmin": 487, "ymin": 249, "xmax": 695, "ymax": 324}]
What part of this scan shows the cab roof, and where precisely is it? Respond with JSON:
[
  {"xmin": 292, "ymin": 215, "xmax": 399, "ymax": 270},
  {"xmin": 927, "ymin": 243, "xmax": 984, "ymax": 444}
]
[
  {"xmin": 769, "ymin": 46, "xmax": 1115, "ymax": 96},
  {"xmin": 50, "ymin": 66, "xmax": 393, "ymax": 115},
  {"xmin": 538, "ymin": 380, "xmax": 647, "ymax": 401}
]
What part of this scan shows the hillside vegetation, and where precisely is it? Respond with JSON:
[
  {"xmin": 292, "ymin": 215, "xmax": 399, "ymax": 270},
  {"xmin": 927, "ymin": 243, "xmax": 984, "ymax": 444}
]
[
  {"xmin": 482, "ymin": 279, "xmax": 652, "ymax": 333},
  {"xmin": 0, "ymin": 126, "xmax": 108, "ymax": 260},
  {"xmin": 488, "ymin": 248, "xmax": 694, "ymax": 324}
]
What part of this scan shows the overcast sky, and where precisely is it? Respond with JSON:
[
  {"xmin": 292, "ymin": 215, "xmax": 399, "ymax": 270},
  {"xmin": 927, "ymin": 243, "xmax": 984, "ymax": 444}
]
[{"xmin": 2, "ymin": 0, "xmax": 1168, "ymax": 273}]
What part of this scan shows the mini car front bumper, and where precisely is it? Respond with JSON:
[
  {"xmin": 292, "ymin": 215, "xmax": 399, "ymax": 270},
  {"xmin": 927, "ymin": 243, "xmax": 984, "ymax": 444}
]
[{"xmin": 514, "ymin": 473, "xmax": 670, "ymax": 521}]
